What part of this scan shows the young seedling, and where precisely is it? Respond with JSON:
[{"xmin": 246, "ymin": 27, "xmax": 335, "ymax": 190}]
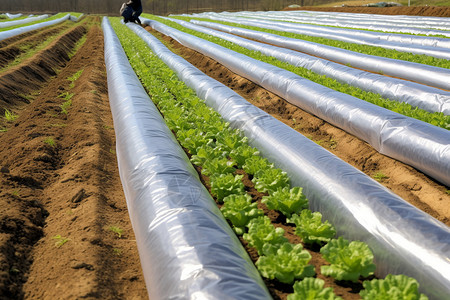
[
  {"xmin": 44, "ymin": 137, "xmax": 56, "ymax": 147},
  {"xmin": 68, "ymin": 69, "xmax": 83, "ymax": 89},
  {"xmin": 373, "ymin": 172, "xmax": 389, "ymax": 182},
  {"xmin": 113, "ymin": 248, "xmax": 122, "ymax": 256},
  {"xmin": 4, "ymin": 109, "xmax": 18, "ymax": 122},
  {"xmin": 52, "ymin": 235, "xmax": 69, "ymax": 248},
  {"xmin": 58, "ymin": 92, "xmax": 73, "ymax": 114},
  {"xmin": 109, "ymin": 226, "xmax": 123, "ymax": 238}
]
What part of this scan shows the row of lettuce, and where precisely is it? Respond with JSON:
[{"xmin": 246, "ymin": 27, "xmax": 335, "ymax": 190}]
[
  {"xmin": 144, "ymin": 15, "xmax": 450, "ymax": 130},
  {"xmin": 109, "ymin": 17, "xmax": 429, "ymax": 300}
]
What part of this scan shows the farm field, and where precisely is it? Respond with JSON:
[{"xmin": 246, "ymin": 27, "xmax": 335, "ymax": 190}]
[{"xmin": 0, "ymin": 7, "xmax": 449, "ymax": 300}]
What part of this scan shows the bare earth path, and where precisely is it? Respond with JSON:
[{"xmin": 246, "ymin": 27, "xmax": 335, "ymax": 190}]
[{"xmin": 0, "ymin": 17, "xmax": 148, "ymax": 299}]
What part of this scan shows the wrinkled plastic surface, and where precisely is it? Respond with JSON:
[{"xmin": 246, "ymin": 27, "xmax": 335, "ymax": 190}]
[
  {"xmin": 193, "ymin": 10, "xmax": 450, "ymax": 37},
  {"xmin": 189, "ymin": 14, "xmax": 450, "ymax": 90},
  {"xmin": 0, "ymin": 14, "xmax": 70, "ymax": 42},
  {"xmin": 102, "ymin": 17, "xmax": 271, "ymax": 300},
  {"xmin": 192, "ymin": 13, "xmax": 450, "ymax": 59},
  {"xmin": 5, "ymin": 13, "xmax": 22, "ymax": 19},
  {"xmin": 235, "ymin": 11, "xmax": 450, "ymax": 48},
  {"xmin": 130, "ymin": 21, "xmax": 450, "ymax": 300},
  {"xmin": 69, "ymin": 14, "xmax": 84, "ymax": 22},
  {"xmin": 0, "ymin": 14, "xmax": 49, "ymax": 29},
  {"xmin": 144, "ymin": 19, "xmax": 450, "ymax": 187},
  {"xmin": 180, "ymin": 19, "xmax": 450, "ymax": 115}
]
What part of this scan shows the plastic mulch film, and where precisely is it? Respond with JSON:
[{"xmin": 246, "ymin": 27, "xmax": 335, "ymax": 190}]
[
  {"xmin": 189, "ymin": 16, "xmax": 450, "ymax": 60},
  {"xmin": 5, "ymin": 13, "xmax": 22, "ymax": 19},
  {"xmin": 193, "ymin": 13, "xmax": 450, "ymax": 49},
  {"xmin": 268, "ymin": 10, "xmax": 450, "ymax": 30},
  {"xmin": 189, "ymin": 14, "xmax": 450, "ymax": 90},
  {"xmin": 69, "ymin": 14, "xmax": 84, "ymax": 22},
  {"xmin": 0, "ymin": 14, "xmax": 49, "ymax": 29},
  {"xmin": 178, "ymin": 19, "xmax": 450, "ymax": 115},
  {"xmin": 128, "ymin": 21, "xmax": 450, "ymax": 299},
  {"xmin": 0, "ymin": 14, "xmax": 70, "ymax": 42},
  {"xmin": 144, "ymin": 19, "xmax": 450, "ymax": 187},
  {"xmin": 196, "ymin": 11, "xmax": 450, "ymax": 36},
  {"xmin": 101, "ymin": 17, "xmax": 271, "ymax": 300}
]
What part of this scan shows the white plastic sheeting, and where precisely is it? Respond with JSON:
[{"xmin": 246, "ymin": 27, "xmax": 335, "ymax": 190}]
[
  {"xmin": 186, "ymin": 14, "xmax": 450, "ymax": 90},
  {"xmin": 0, "ymin": 14, "xmax": 49, "ymax": 29},
  {"xmin": 144, "ymin": 19, "xmax": 450, "ymax": 187},
  {"xmin": 69, "ymin": 14, "xmax": 84, "ymax": 22},
  {"xmin": 191, "ymin": 13, "xmax": 450, "ymax": 59},
  {"xmin": 202, "ymin": 10, "xmax": 450, "ymax": 36},
  {"xmin": 102, "ymin": 17, "xmax": 271, "ymax": 300},
  {"xmin": 128, "ymin": 21, "xmax": 450, "ymax": 300},
  {"xmin": 276, "ymin": 10, "xmax": 450, "ymax": 29},
  {"xmin": 172, "ymin": 18, "xmax": 450, "ymax": 115},
  {"xmin": 5, "ymin": 13, "xmax": 22, "ymax": 19},
  {"xmin": 0, "ymin": 14, "xmax": 70, "ymax": 42},
  {"xmin": 194, "ymin": 14, "xmax": 450, "ymax": 49}
]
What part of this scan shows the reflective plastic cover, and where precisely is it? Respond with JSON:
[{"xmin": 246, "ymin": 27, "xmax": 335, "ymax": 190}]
[
  {"xmin": 0, "ymin": 14, "xmax": 49, "ymax": 29},
  {"xmin": 190, "ymin": 14, "xmax": 450, "ymax": 90},
  {"xmin": 0, "ymin": 14, "xmax": 70, "ymax": 42},
  {"xmin": 102, "ymin": 17, "xmax": 271, "ymax": 300},
  {"xmin": 144, "ymin": 19, "xmax": 450, "ymax": 187},
  {"xmin": 183, "ymin": 19, "xmax": 450, "ymax": 115},
  {"xmin": 193, "ymin": 10, "xmax": 450, "ymax": 36},
  {"xmin": 130, "ymin": 20, "xmax": 450, "ymax": 299},
  {"xmin": 194, "ymin": 14, "xmax": 450, "ymax": 59}
]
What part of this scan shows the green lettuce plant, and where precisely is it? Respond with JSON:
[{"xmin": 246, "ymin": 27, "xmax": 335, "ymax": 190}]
[
  {"xmin": 252, "ymin": 168, "xmax": 290, "ymax": 193},
  {"xmin": 220, "ymin": 194, "xmax": 263, "ymax": 235},
  {"xmin": 229, "ymin": 144, "xmax": 259, "ymax": 168},
  {"xmin": 242, "ymin": 155, "xmax": 273, "ymax": 175},
  {"xmin": 210, "ymin": 173, "xmax": 245, "ymax": 203},
  {"xmin": 243, "ymin": 216, "xmax": 288, "ymax": 254},
  {"xmin": 256, "ymin": 242, "xmax": 315, "ymax": 284},
  {"xmin": 287, "ymin": 278, "xmax": 343, "ymax": 300},
  {"xmin": 320, "ymin": 237, "xmax": 376, "ymax": 282},
  {"xmin": 360, "ymin": 274, "xmax": 428, "ymax": 300},
  {"xmin": 262, "ymin": 186, "xmax": 309, "ymax": 217},
  {"xmin": 288, "ymin": 209, "xmax": 336, "ymax": 245}
]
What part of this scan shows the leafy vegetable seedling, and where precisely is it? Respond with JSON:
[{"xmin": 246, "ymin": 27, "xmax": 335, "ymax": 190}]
[
  {"xmin": 256, "ymin": 242, "xmax": 315, "ymax": 284},
  {"xmin": 320, "ymin": 237, "xmax": 376, "ymax": 282},
  {"xmin": 287, "ymin": 277, "xmax": 343, "ymax": 300},
  {"xmin": 360, "ymin": 274, "xmax": 429, "ymax": 300}
]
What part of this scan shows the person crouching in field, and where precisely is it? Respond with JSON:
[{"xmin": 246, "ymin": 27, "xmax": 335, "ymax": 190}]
[{"xmin": 120, "ymin": 0, "xmax": 142, "ymax": 24}]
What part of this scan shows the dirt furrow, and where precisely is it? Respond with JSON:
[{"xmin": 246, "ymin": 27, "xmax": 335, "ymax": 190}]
[
  {"xmin": 0, "ymin": 22, "xmax": 72, "ymax": 70},
  {"xmin": 0, "ymin": 17, "xmax": 147, "ymax": 299}
]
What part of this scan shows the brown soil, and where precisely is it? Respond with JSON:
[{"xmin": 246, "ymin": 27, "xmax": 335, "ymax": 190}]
[
  {"xmin": 0, "ymin": 17, "xmax": 147, "ymax": 299},
  {"xmin": 285, "ymin": 5, "xmax": 450, "ymax": 17}
]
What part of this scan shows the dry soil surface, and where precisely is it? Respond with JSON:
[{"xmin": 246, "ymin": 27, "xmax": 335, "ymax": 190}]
[{"xmin": 0, "ymin": 16, "xmax": 147, "ymax": 299}]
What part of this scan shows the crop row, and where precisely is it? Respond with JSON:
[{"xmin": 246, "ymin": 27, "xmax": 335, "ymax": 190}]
[
  {"xmin": 147, "ymin": 15, "xmax": 450, "ymax": 129},
  {"xmin": 109, "ymin": 17, "xmax": 429, "ymax": 299}
]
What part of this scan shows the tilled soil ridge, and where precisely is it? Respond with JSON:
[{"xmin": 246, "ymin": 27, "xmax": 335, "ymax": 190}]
[
  {"xmin": 0, "ymin": 17, "xmax": 147, "ymax": 299},
  {"xmin": 0, "ymin": 25, "xmax": 86, "ymax": 116}
]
